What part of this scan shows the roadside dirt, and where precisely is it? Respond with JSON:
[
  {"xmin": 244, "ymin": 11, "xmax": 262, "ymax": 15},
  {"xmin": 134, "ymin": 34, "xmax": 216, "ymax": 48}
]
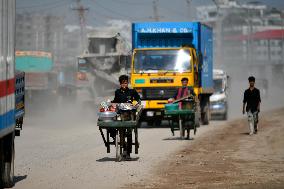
[{"xmin": 124, "ymin": 108, "xmax": 284, "ymax": 189}]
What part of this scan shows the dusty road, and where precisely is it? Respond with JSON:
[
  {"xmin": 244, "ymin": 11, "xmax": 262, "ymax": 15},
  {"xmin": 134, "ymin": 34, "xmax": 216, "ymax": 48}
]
[
  {"xmin": 12, "ymin": 106, "xmax": 284, "ymax": 189},
  {"xmin": 10, "ymin": 83, "xmax": 284, "ymax": 189},
  {"xmin": 13, "ymin": 103, "xmax": 224, "ymax": 189},
  {"xmin": 124, "ymin": 108, "xmax": 284, "ymax": 189}
]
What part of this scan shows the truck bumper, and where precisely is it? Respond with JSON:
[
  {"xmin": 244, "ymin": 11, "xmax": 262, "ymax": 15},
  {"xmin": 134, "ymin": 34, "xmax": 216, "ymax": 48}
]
[
  {"xmin": 141, "ymin": 100, "xmax": 168, "ymax": 109},
  {"xmin": 143, "ymin": 109, "xmax": 164, "ymax": 117},
  {"xmin": 140, "ymin": 100, "xmax": 167, "ymax": 118}
]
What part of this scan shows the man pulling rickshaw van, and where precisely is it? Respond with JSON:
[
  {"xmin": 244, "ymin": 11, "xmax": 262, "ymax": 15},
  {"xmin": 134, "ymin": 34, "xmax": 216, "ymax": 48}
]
[
  {"xmin": 169, "ymin": 77, "xmax": 196, "ymax": 109},
  {"xmin": 167, "ymin": 77, "xmax": 197, "ymax": 139},
  {"xmin": 110, "ymin": 75, "xmax": 141, "ymax": 159},
  {"xmin": 112, "ymin": 75, "xmax": 141, "ymax": 105},
  {"xmin": 97, "ymin": 75, "xmax": 142, "ymax": 161},
  {"xmin": 173, "ymin": 77, "xmax": 196, "ymax": 101}
]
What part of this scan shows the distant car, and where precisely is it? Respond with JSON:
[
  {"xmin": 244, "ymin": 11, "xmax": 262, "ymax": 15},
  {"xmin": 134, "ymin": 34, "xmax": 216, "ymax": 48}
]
[{"xmin": 210, "ymin": 69, "xmax": 229, "ymax": 120}]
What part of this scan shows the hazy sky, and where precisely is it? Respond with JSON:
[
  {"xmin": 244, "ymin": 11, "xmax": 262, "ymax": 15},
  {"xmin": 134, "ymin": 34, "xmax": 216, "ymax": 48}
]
[{"xmin": 16, "ymin": 0, "xmax": 284, "ymax": 26}]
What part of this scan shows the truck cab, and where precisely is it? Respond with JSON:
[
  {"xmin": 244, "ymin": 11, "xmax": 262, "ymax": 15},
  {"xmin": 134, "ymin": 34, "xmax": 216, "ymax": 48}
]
[
  {"xmin": 210, "ymin": 69, "xmax": 229, "ymax": 120},
  {"xmin": 132, "ymin": 47, "xmax": 197, "ymax": 124}
]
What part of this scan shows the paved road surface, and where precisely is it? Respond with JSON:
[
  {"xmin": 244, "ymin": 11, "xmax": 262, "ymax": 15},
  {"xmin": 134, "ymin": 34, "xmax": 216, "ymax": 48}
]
[
  {"xmin": 11, "ymin": 82, "xmax": 284, "ymax": 189},
  {"xmin": 12, "ymin": 103, "xmax": 224, "ymax": 189}
]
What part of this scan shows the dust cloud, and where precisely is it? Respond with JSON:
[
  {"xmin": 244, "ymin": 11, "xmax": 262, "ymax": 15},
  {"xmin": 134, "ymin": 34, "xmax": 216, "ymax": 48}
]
[
  {"xmin": 225, "ymin": 66, "xmax": 284, "ymax": 120},
  {"xmin": 210, "ymin": 2, "xmax": 284, "ymax": 119},
  {"xmin": 218, "ymin": 44, "xmax": 284, "ymax": 119},
  {"xmin": 23, "ymin": 13, "xmax": 284, "ymax": 125}
]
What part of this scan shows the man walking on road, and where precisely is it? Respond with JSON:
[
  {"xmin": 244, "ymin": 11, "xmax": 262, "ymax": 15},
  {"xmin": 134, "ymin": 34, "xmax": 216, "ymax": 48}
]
[{"xmin": 243, "ymin": 76, "xmax": 261, "ymax": 135}]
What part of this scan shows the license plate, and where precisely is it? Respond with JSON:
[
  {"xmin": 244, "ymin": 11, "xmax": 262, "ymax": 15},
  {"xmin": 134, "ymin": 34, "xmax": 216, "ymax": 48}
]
[
  {"xmin": 146, "ymin": 111, "xmax": 154, "ymax": 117},
  {"xmin": 156, "ymin": 112, "xmax": 162, "ymax": 116}
]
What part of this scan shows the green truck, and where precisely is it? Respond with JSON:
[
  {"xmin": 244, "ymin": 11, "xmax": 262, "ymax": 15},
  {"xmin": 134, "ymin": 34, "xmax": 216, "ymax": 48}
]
[{"xmin": 15, "ymin": 51, "xmax": 58, "ymax": 111}]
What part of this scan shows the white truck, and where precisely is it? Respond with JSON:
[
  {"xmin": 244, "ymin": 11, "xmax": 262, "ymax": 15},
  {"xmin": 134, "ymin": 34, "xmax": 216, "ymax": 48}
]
[{"xmin": 210, "ymin": 69, "xmax": 229, "ymax": 120}]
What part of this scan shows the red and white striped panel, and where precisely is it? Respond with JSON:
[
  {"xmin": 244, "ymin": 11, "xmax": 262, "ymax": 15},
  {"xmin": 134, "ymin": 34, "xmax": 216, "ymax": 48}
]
[{"xmin": 0, "ymin": 78, "xmax": 15, "ymax": 115}]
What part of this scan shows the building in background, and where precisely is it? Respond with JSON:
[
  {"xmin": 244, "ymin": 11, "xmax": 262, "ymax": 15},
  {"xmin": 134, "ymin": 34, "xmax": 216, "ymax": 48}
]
[
  {"xmin": 196, "ymin": 0, "xmax": 284, "ymax": 82},
  {"xmin": 15, "ymin": 13, "xmax": 94, "ymax": 67},
  {"xmin": 76, "ymin": 20, "xmax": 132, "ymax": 103},
  {"xmin": 16, "ymin": 13, "xmax": 65, "ymax": 66}
]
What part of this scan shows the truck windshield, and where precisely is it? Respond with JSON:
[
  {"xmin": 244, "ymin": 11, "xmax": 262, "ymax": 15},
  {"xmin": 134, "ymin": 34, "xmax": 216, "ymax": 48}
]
[
  {"xmin": 134, "ymin": 49, "xmax": 191, "ymax": 73},
  {"xmin": 213, "ymin": 79, "xmax": 223, "ymax": 93}
]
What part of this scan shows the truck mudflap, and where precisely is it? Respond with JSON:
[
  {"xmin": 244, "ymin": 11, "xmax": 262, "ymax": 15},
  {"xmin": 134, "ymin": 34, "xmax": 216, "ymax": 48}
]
[{"xmin": 15, "ymin": 72, "xmax": 25, "ymax": 136}]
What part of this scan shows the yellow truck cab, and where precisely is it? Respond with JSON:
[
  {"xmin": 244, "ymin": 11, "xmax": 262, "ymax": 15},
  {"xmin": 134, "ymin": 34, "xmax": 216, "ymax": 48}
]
[{"xmin": 131, "ymin": 22, "xmax": 213, "ymax": 126}]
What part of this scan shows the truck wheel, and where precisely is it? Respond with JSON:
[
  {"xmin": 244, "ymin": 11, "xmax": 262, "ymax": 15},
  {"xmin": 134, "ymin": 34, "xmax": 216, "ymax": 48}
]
[
  {"xmin": 154, "ymin": 119, "xmax": 162, "ymax": 126},
  {"xmin": 0, "ymin": 134, "xmax": 15, "ymax": 188},
  {"xmin": 137, "ymin": 120, "xmax": 143, "ymax": 128},
  {"xmin": 0, "ymin": 138, "xmax": 2, "ymax": 188},
  {"xmin": 201, "ymin": 106, "xmax": 209, "ymax": 125},
  {"xmin": 146, "ymin": 120, "xmax": 154, "ymax": 127}
]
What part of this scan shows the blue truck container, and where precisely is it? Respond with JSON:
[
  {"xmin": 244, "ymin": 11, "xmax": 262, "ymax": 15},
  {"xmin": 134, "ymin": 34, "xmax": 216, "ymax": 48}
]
[{"xmin": 132, "ymin": 22, "xmax": 213, "ymax": 91}]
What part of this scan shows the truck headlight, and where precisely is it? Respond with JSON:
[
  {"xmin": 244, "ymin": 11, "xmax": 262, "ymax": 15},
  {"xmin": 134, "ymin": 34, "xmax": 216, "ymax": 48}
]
[{"xmin": 146, "ymin": 111, "xmax": 154, "ymax": 117}]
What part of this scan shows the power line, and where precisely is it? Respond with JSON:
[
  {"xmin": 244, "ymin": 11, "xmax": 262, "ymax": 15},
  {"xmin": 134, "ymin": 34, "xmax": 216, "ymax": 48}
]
[
  {"xmin": 96, "ymin": 0, "xmax": 188, "ymax": 21},
  {"xmin": 87, "ymin": 13, "xmax": 109, "ymax": 26},
  {"xmin": 91, "ymin": 0, "xmax": 152, "ymax": 21},
  {"xmin": 85, "ymin": 7, "xmax": 113, "ymax": 25},
  {"xmin": 16, "ymin": 0, "xmax": 70, "ymax": 9},
  {"xmin": 16, "ymin": 1, "xmax": 71, "ymax": 13},
  {"xmin": 109, "ymin": 0, "xmax": 150, "ymax": 6},
  {"xmin": 89, "ymin": 9, "xmax": 116, "ymax": 20},
  {"xmin": 87, "ymin": 2, "xmax": 153, "ymax": 23},
  {"xmin": 159, "ymin": 5, "xmax": 187, "ymax": 18},
  {"xmin": 93, "ymin": 0, "xmax": 134, "ymax": 20}
]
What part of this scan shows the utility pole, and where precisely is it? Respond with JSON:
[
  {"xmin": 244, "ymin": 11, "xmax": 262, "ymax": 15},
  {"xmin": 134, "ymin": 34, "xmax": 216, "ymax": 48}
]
[
  {"xmin": 153, "ymin": 0, "xmax": 160, "ymax": 21},
  {"xmin": 212, "ymin": 0, "xmax": 222, "ymax": 67},
  {"xmin": 281, "ymin": 11, "xmax": 284, "ymax": 64},
  {"xmin": 72, "ymin": 0, "xmax": 89, "ymax": 53},
  {"xmin": 246, "ymin": 8, "xmax": 254, "ymax": 65},
  {"xmin": 185, "ymin": 0, "xmax": 192, "ymax": 20}
]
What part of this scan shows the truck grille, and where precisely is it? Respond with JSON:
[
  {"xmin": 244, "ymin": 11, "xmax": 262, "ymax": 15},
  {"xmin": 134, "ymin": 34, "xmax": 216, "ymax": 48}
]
[{"xmin": 142, "ymin": 87, "xmax": 177, "ymax": 100}]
